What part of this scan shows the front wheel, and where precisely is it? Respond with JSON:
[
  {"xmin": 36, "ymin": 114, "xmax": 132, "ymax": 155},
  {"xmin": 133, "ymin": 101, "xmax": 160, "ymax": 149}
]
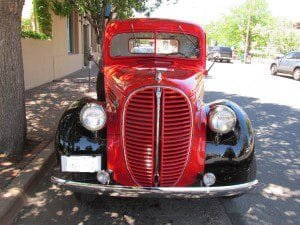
[
  {"xmin": 270, "ymin": 64, "xmax": 277, "ymax": 75},
  {"xmin": 293, "ymin": 68, "xmax": 300, "ymax": 81}
]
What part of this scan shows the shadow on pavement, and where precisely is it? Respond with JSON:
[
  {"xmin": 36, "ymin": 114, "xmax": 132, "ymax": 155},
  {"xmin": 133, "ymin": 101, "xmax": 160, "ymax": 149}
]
[
  {"xmin": 25, "ymin": 66, "xmax": 98, "ymax": 143},
  {"xmin": 205, "ymin": 91, "xmax": 300, "ymax": 225}
]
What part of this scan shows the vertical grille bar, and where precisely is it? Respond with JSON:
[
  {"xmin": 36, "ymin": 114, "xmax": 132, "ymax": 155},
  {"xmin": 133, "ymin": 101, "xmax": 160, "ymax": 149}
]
[{"xmin": 154, "ymin": 87, "xmax": 162, "ymax": 186}]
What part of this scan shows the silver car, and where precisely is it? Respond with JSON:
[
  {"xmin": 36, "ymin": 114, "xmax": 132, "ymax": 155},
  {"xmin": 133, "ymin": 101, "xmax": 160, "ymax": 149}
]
[{"xmin": 270, "ymin": 51, "xmax": 300, "ymax": 80}]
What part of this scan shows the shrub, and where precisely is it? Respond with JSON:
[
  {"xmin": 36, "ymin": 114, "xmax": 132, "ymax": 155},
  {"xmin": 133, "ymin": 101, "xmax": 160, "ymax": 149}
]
[{"xmin": 21, "ymin": 30, "xmax": 51, "ymax": 40}]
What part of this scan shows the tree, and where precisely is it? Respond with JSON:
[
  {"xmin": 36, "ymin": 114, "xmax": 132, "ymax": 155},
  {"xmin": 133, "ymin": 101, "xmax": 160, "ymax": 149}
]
[
  {"xmin": 268, "ymin": 19, "xmax": 300, "ymax": 55},
  {"xmin": 205, "ymin": 0, "xmax": 273, "ymax": 61},
  {"xmin": 0, "ymin": 0, "xmax": 26, "ymax": 160}
]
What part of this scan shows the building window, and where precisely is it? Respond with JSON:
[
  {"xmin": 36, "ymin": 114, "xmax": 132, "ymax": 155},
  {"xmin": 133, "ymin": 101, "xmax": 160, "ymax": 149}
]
[{"xmin": 67, "ymin": 13, "xmax": 79, "ymax": 54}]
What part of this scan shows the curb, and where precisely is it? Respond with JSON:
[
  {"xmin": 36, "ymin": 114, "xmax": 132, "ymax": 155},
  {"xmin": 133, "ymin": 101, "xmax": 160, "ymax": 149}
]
[{"xmin": 0, "ymin": 141, "xmax": 56, "ymax": 225}]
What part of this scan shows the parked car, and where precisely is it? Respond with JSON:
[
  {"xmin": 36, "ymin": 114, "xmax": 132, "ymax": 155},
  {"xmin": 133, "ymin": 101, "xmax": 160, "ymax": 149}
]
[
  {"xmin": 270, "ymin": 51, "xmax": 300, "ymax": 80},
  {"xmin": 51, "ymin": 18, "xmax": 257, "ymax": 202},
  {"xmin": 207, "ymin": 46, "xmax": 233, "ymax": 63}
]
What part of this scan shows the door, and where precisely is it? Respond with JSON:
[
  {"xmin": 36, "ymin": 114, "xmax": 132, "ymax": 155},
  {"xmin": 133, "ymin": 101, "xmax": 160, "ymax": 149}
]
[
  {"xmin": 83, "ymin": 24, "xmax": 89, "ymax": 67},
  {"xmin": 289, "ymin": 52, "xmax": 300, "ymax": 73},
  {"xmin": 278, "ymin": 52, "xmax": 294, "ymax": 74}
]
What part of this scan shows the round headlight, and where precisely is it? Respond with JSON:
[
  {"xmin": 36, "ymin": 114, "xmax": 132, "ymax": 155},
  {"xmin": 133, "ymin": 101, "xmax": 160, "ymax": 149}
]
[
  {"xmin": 208, "ymin": 105, "xmax": 236, "ymax": 134},
  {"xmin": 80, "ymin": 103, "xmax": 106, "ymax": 131}
]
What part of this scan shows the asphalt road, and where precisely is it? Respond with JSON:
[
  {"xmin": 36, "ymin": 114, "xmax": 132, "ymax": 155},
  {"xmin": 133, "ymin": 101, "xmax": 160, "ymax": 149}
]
[{"xmin": 12, "ymin": 62, "xmax": 300, "ymax": 225}]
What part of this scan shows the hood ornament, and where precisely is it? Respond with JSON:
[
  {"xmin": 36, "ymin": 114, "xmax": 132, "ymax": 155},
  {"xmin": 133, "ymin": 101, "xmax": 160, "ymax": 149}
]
[{"xmin": 156, "ymin": 71, "xmax": 162, "ymax": 83}]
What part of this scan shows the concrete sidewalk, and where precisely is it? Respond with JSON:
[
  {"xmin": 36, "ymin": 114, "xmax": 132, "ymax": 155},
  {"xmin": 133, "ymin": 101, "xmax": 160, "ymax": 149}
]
[
  {"xmin": 25, "ymin": 66, "xmax": 99, "ymax": 143},
  {"xmin": 0, "ymin": 66, "xmax": 99, "ymax": 225},
  {"xmin": 0, "ymin": 65, "xmax": 98, "ymax": 192}
]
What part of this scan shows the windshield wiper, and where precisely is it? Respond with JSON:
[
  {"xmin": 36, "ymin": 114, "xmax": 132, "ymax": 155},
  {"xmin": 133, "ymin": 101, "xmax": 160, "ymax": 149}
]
[{"xmin": 178, "ymin": 25, "xmax": 198, "ymax": 50}]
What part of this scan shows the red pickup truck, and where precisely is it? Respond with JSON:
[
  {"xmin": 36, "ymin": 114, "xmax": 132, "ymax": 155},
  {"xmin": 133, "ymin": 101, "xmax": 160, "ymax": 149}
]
[{"xmin": 52, "ymin": 18, "xmax": 257, "ymax": 202}]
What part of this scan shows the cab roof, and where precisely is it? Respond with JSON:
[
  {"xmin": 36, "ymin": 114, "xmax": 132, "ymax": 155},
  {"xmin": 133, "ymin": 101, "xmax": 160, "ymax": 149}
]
[{"xmin": 105, "ymin": 18, "xmax": 205, "ymax": 38}]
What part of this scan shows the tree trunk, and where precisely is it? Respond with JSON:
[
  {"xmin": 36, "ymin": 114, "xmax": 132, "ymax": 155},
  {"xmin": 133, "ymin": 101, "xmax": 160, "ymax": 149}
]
[
  {"xmin": 0, "ymin": 0, "xmax": 26, "ymax": 160},
  {"xmin": 244, "ymin": 0, "xmax": 252, "ymax": 63}
]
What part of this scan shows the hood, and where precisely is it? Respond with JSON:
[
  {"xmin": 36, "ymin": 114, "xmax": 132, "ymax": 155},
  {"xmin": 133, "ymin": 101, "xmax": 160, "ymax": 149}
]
[{"xmin": 104, "ymin": 64, "xmax": 205, "ymax": 98}]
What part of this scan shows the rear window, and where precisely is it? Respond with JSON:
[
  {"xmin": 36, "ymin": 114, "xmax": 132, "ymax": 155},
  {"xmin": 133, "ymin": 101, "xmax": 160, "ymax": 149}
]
[
  {"xmin": 129, "ymin": 38, "xmax": 179, "ymax": 54},
  {"xmin": 110, "ymin": 32, "xmax": 199, "ymax": 59}
]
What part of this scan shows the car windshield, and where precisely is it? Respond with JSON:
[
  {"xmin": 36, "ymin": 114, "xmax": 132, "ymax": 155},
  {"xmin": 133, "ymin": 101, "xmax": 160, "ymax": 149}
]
[
  {"xmin": 219, "ymin": 47, "xmax": 232, "ymax": 52},
  {"xmin": 110, "ymin": 32, "xmax": 199, "ymax": 59}
]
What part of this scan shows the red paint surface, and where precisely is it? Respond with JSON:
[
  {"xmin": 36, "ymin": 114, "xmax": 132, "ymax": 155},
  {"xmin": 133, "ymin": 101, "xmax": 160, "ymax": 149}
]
[{"xmin": 103, "ymin": 18, "xmax": 207, "ymax": 187}]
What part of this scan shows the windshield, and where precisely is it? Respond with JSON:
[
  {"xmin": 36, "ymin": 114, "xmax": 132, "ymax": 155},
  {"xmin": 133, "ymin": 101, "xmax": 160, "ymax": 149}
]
[
  {"xmin": 110, "ymin": 32, "xmax": 199, "ymax": 59},
  {"xmin": 219, "ymin": 47, "xmax": 232, "ymax": 52}
]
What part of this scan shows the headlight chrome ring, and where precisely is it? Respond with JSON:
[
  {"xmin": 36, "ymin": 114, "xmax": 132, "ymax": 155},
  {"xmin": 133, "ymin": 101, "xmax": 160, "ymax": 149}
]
[
  {"xmin": 80, "ymin": 103, "xmax": 106, "ymax": 131},
  {"xmin": 208, "ymin": 105, "xmax": 236, "ymax": 134}
]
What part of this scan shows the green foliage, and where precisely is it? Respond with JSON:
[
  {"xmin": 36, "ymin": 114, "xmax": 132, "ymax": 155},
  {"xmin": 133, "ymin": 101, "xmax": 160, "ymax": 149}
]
[
  {"xmin": 268, "ymin": 20, "xmax": 300, "ymax": 54},
  {"xmin": 34, "ymin": 0, "xmax": 52, "ymax": 36},
  {"xmin": 21, "ymin": 18, "xmax": 33, "ymax": 31},
  {"xmin": 21, "ymin": 0, "xmax": 53, "ymax": 39},
  {"xmin": 51, "ymin": 0, "xmax": 73, "ymax": 16},
  {"xmin": 21, "ymin": 30, "xmax": 51, "ymax": 40},
  {"xmin": 112, "ymin": 0, "xmax": 151, "ymax": 19},
  {"xmin": 205, "ymin": 0, "xmax": 274, "ymax": 56},
  {"xmin": 22, "ymin": 0, "xmax": 73, "ymax": 39}
]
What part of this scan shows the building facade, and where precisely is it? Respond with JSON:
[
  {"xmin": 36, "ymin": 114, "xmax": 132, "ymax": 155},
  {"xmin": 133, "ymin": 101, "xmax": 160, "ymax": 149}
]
[{"xmin": 22, "ymin": 1, "xmax": 99, "ymax": 90}]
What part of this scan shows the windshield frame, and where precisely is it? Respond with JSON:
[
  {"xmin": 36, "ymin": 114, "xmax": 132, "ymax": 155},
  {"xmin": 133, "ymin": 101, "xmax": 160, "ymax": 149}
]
[{"xmin": 109, "ymin": 31, "xmax": 200, "ymax": 60}]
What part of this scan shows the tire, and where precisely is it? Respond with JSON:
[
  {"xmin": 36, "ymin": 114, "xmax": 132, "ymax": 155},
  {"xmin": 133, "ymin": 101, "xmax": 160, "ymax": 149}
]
[
  {"xmin": 222, "ymin": 156, "xmax": 257, "ymax": 199},
  {"xmin": 227, "ymin": 59, "xmax": 231, "ymax": 63},
  {"xmin": 72, "ymin": 173, "xmax": 98, "ymax": 204},
  {"xmin": 270, "ymin": 64, "xmax": 277, "ymax": 75},
  {"xmin": 293, "ymin": 68, "xmax": 300, "ymax": 81}
]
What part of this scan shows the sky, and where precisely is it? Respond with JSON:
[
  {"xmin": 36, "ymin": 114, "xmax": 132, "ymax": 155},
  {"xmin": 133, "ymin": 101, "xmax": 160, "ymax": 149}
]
[
  {"xmin": 22, "ymin": 0, "xmax": 32, "ymax": 19},
  {"xmin": 136, "ymin": 0, "xmax": 300, "ymax": 26}
]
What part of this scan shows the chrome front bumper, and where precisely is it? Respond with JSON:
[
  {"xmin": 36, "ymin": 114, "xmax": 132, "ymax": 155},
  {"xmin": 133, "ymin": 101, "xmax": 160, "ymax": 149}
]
[{"xmin": 51, "ymin": 176, "xmax": 258, "ymax": 198}]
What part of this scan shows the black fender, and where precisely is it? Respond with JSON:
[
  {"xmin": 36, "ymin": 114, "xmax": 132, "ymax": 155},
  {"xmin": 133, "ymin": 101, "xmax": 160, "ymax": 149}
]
[
  {"xmin": 205, "ymin": 100, "xmax": 256, "ymax": 185},
  {"xmin": 96, "ymin": 65, "xmax": 105, "ymax": 101},
  {"xmin": 55, "ymin": 97, "xmax": 107, "ymax": 168}
]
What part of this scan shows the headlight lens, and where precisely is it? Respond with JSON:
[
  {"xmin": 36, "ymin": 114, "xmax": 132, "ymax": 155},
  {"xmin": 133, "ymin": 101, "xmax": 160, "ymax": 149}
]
[
  {"xmin": 208, "ymin": 105, "xmax": 236, "ymax": 134},
  {"xmin": 80, "ymin": 103, "xmax": 106, "ymax": 131}
]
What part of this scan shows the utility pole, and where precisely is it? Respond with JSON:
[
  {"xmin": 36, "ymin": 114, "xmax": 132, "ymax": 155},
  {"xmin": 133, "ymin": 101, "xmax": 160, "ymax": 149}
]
[{"xmin": 244, "ymin": 0, "xmax": 252, "ymax": 63}]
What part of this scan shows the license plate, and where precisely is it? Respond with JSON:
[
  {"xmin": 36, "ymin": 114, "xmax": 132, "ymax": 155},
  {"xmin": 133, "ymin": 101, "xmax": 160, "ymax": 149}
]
[{"xmin": 61, "ymin": 155, "xmax": 101, "ymax": 172}]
